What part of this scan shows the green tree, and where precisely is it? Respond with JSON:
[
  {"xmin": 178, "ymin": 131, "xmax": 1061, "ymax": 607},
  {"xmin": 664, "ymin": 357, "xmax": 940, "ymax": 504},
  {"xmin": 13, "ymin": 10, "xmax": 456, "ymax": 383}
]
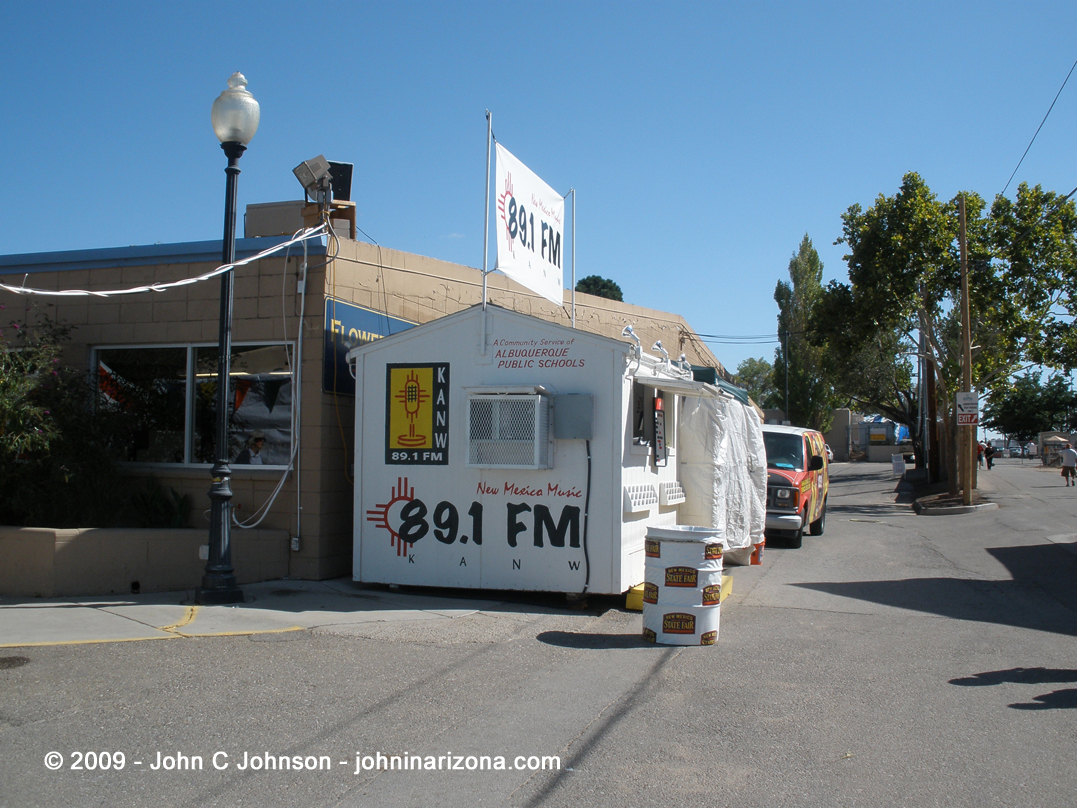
[
  {"xmin": 0, "ymin": 318, "xmax": 62, "ymax": 464},
  {"xmin": 990, "ymin": 183, "xmax": 1077, "ymax": 369},
  {"xmin": 983, "ymin": 372, "xmax": 1074, "ymax": 442},
  {"xmin": 834, "ymin": 173, "xmax": 1032, "ymax": 492},
  {"xmin": 733, "ymin": 357, "xmax": 778, "ymax": 408},
  {"xmin": 773, "ymin": 234, "xmax": 838, "ymax": 431},
  {"xmin": 0, "ymin": 314, "xmax": 128, "ymax": 526},
  {"xmin": 812, "ymin": 275, "xmax": 922, "ymax": 462},
  {"xmin": 575, "ymin": 275, "xmax": 623, "ymax": 301}
]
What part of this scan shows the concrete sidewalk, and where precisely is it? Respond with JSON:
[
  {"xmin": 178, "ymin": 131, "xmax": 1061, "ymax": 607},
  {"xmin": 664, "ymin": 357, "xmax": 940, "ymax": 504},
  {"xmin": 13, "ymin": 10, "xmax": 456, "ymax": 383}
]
[{"xmin": 0, "ymin": 579, "xmax": 527, "ymax": 648}]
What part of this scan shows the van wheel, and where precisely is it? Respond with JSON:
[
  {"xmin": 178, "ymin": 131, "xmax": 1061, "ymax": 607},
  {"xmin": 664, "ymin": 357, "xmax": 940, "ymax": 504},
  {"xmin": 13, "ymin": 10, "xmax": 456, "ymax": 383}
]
[
  {"xmin": 789, "ymin": 520, "xmax": 804, "ymax": 549},
  {"xmin": 809, "ymin": 501, "xmax": 827, "ymax": 536}
]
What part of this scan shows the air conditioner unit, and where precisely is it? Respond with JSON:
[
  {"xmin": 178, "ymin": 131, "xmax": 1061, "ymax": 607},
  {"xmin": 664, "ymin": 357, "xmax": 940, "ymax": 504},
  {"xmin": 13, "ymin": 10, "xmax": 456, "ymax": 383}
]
[{"xmin": 466, "ymin": 394, "xmax": 551, "ymax": 469}]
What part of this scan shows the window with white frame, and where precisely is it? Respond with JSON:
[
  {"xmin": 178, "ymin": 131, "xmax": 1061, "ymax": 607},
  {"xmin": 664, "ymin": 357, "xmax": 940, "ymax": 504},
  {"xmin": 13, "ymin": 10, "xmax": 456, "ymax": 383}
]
[{"xmin": 94, "ymin": 343, "xmax": 293, "ymax": 466}]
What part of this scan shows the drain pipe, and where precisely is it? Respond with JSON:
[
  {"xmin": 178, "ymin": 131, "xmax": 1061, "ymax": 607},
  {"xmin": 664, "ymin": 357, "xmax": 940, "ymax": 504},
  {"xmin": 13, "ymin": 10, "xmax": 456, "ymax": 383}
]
[{"xmin": 292, "ymin": 249, "xmax": 309, "ymax": 552}]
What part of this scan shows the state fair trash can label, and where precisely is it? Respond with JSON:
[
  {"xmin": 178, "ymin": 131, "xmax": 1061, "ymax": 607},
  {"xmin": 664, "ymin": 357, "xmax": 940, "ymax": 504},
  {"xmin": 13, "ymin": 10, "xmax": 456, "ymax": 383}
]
[{"xmin": 642, "ymin": 526, "xmax": 723, "ymax": 645}]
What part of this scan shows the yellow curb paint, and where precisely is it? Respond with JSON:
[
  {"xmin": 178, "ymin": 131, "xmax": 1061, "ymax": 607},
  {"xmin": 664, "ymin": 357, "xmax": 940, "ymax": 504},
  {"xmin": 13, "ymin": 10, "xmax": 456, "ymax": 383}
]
[
  {"xmin": 0, "ymin": 626, "xmax": 305, "ymax": 649},
  {"xmin": 0, "ymin": 635, "xmax": 176, "ymax": 648},
  {"xmin": 160, "ymin": 606, "xmax": 198, "ymax": 633},
  {"xmin": 182, "ymin": 627, "xmax": 306, "ymax": 638}
]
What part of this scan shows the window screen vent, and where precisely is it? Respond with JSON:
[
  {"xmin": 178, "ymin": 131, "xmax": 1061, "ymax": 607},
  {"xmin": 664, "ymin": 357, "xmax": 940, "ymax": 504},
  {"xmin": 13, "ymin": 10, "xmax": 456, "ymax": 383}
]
[{"xmin": 467, "ymin": 394, "xmax": 551, "ymax": 468}]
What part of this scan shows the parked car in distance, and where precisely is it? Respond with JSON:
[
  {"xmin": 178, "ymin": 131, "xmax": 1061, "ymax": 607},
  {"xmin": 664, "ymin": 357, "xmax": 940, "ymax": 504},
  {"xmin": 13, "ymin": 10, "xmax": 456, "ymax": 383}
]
[
  {"xmin": 762, "ymin": 424, "xmax": 829, "ymax": 549},
  {"xmin": 825, "ymin": 443, "xmax": 834, "ymax": 462}
]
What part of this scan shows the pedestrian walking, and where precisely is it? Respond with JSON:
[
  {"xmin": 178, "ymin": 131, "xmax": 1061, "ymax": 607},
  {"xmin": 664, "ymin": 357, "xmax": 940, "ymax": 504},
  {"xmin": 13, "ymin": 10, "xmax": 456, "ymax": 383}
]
[
  {"xmin": 1060, "ymin": 443, "xmax": 1077, "ymax": 487},
  {"xmin": 977, "ymin": 442, "xmax": 985, "ymax": 468},
  {"xmin": 985, "ymin": 444, "xmax": 996, "ymax": 470}
]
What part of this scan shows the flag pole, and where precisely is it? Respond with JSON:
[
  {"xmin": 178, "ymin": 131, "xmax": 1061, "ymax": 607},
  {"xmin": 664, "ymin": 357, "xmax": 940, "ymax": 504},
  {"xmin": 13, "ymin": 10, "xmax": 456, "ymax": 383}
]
[
  {"xmin": 480, "ymin": 110, "xmax": 492, "ymax": 356},
  {"xmin": 481, "ymin": 110, "xmax": 492, "ymax": 312},
  {"xmin": 568, "ymin": 188, "xmax": 576, "ymax": 328}
]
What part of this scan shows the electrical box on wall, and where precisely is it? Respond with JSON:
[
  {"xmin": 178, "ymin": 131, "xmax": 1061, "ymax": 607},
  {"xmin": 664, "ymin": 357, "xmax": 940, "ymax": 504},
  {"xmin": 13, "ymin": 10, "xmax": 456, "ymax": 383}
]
[{"xmin": 553, "ymin": 394, "xmax": 594, "ymax": 439}]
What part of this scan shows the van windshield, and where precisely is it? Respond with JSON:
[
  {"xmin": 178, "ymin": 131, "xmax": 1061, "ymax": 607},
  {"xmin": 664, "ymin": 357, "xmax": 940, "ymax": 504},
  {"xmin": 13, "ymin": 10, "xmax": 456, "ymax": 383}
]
[{"xmin": 764, "ymin": 432, "xmax": 804, "ymax": 471}]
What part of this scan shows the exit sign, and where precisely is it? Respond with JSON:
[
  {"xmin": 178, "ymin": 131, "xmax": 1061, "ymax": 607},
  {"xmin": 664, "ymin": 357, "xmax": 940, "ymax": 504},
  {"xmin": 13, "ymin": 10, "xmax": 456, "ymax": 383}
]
[{"xmin": 956, "ymin": 391, "xmax": 978, "ymax": 426}]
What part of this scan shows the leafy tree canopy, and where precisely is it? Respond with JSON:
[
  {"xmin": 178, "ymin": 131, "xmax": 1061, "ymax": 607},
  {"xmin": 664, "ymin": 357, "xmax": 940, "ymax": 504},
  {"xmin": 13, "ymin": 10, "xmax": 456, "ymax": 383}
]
[
  {"xmin": 0, "ymin": 313, "xmax": 128, "ymax": 526},
  {"xmin": 834, "ymin": 174, "xmax": 1077, "ymax": 400},
  {"xmin": 983, "ymin": 372, "xmax": 1074, "ymax": 442},
  {"xmin": 824, "ymin": 172, "xmax": 1077, "ymax": 488},
  {"xmin": 774, "ymin": 234, "xmax": 839, "ymax": 431},
  {"xmin": 733, "ymin": 356, "xmax": 777, "ymax": 408},
  {"xmin": 575, "ymin": 275, "xmax": 623, "ymax": 301},
  {"xmin": 990, "ymin": 184, "xmax": 1077, "ymax": 369}
]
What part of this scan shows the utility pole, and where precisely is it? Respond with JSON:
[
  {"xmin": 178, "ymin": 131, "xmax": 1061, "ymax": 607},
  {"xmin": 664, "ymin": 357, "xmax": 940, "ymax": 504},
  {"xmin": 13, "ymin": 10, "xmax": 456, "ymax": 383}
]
[
  {"xmin": 920, "ymin": 286, "xmax": 940, "ymax": 484},
  {"xmin": 783, "ymin": 327, "xmax": 789, "ymax": 424},
  {"xmin": 927, "ymin": 355, "xmax": 939, "ymax": 483},
  {"xmin": 959, "ymin": 196, "xmax": 974, "ymax": 506},
  {"xmin": 918, "ymin": 322, "xmax": 929, "ymax": 473}
]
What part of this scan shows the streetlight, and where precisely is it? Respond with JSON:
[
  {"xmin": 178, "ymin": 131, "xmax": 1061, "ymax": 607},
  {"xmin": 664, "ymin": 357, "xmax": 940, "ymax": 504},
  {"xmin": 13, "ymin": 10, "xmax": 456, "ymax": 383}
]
[{"xmin": 196, "ymin": 73, "xmax": 259, "ymax": 605}]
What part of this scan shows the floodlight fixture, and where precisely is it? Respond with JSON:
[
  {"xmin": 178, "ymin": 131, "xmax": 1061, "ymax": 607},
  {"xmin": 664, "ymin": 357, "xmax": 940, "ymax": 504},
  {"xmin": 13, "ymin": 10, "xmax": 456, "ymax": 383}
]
[
  {"xmin": 293, "ymin": 155, "xmax": 332, "ymax": 200},
  {"xmin": 622, "ymin": 325, "xmax": 641, "ymax": 360}
]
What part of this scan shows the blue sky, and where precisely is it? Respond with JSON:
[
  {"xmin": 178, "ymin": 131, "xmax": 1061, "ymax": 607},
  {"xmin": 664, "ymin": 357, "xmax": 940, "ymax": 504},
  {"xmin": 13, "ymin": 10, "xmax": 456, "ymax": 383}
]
[{"xmin": 3, "ymin": 1, "xmax": 1077, "ymax": 376}]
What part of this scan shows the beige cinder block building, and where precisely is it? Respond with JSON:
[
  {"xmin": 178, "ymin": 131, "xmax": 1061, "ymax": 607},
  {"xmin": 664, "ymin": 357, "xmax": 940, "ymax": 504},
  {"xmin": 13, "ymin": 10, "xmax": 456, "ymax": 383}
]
[{"xmin": 0, "ymin": 202, "xmax": 728, "ymax": 596}]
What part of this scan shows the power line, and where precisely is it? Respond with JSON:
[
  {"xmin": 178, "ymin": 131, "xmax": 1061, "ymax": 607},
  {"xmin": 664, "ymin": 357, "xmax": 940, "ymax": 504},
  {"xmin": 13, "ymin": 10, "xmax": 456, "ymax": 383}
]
[
  {"xmin": 694, "ymin": 327, "xmax": 819, "ymax": 345},
  {"xmin": 695, "ymin": 332, "xmax": 777, "ymax": 340},
  {"xmin": 1001, "ymin": 55, "xmax": 1077, "ymax": 197},
  {"xmin": 696, "ymin": 337, "xmax": 780, "ymax": 345}
]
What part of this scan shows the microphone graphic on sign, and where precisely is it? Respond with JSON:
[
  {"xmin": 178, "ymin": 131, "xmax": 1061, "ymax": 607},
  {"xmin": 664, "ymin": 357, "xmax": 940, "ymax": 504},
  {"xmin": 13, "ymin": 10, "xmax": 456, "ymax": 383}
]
[{"xmin": 395, "ymin": 370, "xmax": 430, "ymax": 447}]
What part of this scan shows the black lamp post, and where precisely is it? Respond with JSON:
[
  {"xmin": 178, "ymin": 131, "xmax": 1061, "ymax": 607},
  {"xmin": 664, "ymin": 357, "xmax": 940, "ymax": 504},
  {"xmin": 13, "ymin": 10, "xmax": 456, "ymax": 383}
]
[{"xmin": 196, "ymin": 73, "xmax": 260, "ymax": 605}]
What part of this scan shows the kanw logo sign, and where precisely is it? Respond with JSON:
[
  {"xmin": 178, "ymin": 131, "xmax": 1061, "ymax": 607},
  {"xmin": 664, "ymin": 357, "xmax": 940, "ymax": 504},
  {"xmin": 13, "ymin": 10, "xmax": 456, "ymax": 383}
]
[{"xmin": 385, "ymin": 363, "xmax": 449, "ymax": 465}]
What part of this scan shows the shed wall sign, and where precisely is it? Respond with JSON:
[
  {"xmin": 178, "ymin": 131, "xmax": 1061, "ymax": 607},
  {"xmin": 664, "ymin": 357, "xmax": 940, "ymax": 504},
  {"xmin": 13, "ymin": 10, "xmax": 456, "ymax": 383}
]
[
  {"xmin": 491, "ymin": 337, "xmax": 585, "ymax": 370},
  {"xmin": 385, "ymin": 363, "xmax": 450, "ymax": 465}
]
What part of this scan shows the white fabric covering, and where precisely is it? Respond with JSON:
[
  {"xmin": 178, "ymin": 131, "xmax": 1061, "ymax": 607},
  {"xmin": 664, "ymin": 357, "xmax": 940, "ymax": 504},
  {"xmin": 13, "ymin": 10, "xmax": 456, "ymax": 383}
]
[{"xmin": 676, "ymin": 394, "xmax": 767, "ymax": 562}]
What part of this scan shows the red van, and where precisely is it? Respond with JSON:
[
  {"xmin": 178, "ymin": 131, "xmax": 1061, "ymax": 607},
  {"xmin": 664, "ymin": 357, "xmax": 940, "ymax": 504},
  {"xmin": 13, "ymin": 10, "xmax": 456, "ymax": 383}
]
[{"xmin": 762, "ymin": 424, "xmax": 829, "ymax": 548}]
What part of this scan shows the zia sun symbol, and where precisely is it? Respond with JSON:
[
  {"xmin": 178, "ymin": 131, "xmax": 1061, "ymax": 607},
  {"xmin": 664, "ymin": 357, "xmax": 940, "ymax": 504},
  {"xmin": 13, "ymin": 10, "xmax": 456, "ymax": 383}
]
[
  {"xmin": 496, "ymin": 172, "xmax": 515, "ymax": 257},
  {"xmin": 366, "ymin": 477, "xmax": 416, "ymax": 557}
]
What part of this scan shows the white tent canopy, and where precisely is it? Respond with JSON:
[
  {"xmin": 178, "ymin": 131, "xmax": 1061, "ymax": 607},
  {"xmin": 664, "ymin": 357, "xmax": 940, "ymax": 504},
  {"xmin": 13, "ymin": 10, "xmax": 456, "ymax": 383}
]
[{"xmin": 676, "ymin": 391, "xmax": 767, "ymax": 562}]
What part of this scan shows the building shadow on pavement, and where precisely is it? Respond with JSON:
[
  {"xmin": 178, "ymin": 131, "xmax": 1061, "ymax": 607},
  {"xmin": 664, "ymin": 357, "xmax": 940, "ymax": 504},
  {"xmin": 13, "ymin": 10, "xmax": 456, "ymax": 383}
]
[{"xmin": 791, "ymin": 541, "xmax": 1077, "ymax": 639}]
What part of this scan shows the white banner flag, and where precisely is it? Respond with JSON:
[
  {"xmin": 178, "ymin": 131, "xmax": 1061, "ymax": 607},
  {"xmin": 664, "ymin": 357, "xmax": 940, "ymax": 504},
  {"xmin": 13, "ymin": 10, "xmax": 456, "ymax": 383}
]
[{"xmin": 494, "ymin": 143, "xmax": 565, "ymax": 305}]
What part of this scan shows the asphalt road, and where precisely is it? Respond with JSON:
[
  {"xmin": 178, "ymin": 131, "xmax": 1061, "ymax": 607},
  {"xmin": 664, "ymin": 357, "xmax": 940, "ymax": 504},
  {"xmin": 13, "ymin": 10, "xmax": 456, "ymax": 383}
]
[{"xmin": 2, "ymin": 460, "xmax": 1075, "ymax": 807}]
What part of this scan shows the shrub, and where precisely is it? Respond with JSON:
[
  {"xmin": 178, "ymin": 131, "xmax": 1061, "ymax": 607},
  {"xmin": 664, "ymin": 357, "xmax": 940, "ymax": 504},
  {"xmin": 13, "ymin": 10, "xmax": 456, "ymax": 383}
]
[{"xmin": 0, "ymin": 313, "xmax": 129, "ymax": 527}]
